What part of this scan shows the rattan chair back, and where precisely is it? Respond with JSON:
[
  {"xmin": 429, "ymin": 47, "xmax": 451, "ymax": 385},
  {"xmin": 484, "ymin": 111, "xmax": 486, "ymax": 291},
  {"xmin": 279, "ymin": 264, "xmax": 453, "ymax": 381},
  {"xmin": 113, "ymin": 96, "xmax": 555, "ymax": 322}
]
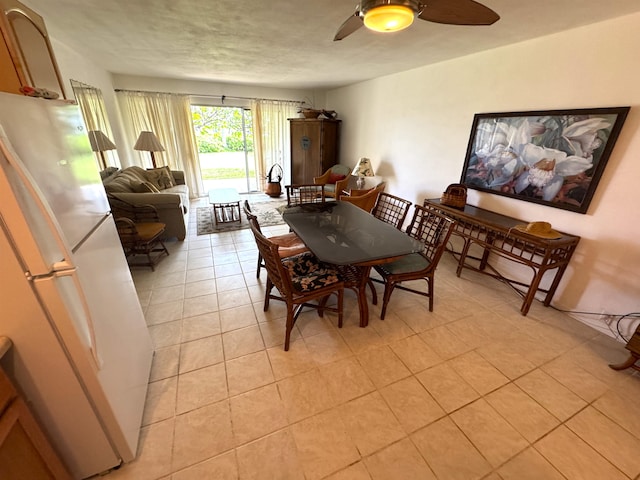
[{"xmin": 372, "ymin": 193, "xmax": 412, "ymax": 229}]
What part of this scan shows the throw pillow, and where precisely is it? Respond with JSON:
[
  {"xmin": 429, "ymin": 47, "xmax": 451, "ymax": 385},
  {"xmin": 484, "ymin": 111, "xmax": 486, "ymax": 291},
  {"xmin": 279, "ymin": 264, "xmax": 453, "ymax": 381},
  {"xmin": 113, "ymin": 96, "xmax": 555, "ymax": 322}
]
[
  {"xmin": 146, "ymin": 166, "xmax": 175, "ymax": 190},
  {"xmin": 134, "ymin": 181, "xmax": 161, "ymax": 193},
  {"xmin": 327, "ymin": 173, "xmax": 346, "ymax": 184}
]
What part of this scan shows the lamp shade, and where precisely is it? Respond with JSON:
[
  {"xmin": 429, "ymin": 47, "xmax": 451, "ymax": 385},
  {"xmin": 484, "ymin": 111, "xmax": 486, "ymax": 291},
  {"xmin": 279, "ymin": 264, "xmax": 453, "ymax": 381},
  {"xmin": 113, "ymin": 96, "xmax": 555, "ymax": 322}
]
[
  {"xmin": 88, "ymin": 130, "xmax": 116, "ymax": 152},
  {"xmin": 352, "ymin": 157, "xmax": 375, "ymax": 177},
  {"xmin": 134, "ymin": 131, "xmax": 165, "ymax": 152},
  {"xmin": 364, "ymin": 5, "xmax": 415, "ymax": 33}
]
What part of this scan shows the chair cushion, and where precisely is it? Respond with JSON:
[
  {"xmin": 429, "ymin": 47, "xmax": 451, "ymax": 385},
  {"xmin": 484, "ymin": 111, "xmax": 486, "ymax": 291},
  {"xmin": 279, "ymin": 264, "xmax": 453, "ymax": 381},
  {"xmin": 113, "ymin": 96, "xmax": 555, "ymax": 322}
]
[
  {"xmin": 282, "ymin": 252, "xmax": 341, "ymax": 292},
  {"xmin": 376, "ymin": 253, "xmax": 430, "ymax": 275},
  {"xmin": 328, "ymin": 173, "xmax": 346, "ymax": 184},
  {"xmin": 270, "ymin": 233, "xmax": 308, "ymax": 258}
]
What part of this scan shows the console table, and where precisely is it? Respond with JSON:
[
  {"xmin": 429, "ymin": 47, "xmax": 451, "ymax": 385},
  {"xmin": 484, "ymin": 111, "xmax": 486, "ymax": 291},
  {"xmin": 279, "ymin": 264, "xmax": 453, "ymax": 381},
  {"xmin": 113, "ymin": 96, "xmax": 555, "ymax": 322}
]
[{"xmin": 424, "ymin": 199, "xmax": 581, "ymax": 315}]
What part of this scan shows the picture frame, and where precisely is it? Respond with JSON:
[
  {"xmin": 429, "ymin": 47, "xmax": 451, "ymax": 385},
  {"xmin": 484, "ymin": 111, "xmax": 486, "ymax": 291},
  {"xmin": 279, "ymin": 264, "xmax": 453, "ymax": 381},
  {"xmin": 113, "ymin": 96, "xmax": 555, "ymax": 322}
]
[{"xmin": 460, "ymin": 107, "xmax": 630, "ymax": 213}]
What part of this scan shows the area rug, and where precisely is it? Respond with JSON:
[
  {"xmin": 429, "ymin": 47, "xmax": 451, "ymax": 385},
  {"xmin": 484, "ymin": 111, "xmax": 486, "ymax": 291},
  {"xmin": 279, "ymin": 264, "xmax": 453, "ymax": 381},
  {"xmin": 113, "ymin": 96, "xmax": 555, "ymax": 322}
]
[{"xmin": 197, "ymin": 198, "xmax": 288, "ymax": 234}]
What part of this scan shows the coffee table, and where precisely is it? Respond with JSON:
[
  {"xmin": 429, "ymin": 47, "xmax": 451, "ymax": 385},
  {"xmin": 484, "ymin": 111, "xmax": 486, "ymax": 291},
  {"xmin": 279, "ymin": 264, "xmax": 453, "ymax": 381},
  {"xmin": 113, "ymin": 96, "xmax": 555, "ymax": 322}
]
[{"xmin": 208, "ymin": 188, "xmax": 241, "ymax": 224}]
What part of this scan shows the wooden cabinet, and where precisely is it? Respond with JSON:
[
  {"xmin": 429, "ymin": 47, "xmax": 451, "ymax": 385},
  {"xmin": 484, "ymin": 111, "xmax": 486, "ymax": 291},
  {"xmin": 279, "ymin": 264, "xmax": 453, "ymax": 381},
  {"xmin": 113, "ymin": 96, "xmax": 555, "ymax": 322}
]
[
  {"xmin": 289, "ymin": 118, "xmax": 340, "ymax": 184},
  {"xmin": 0, "ymin": 342, "xmax": 71, "ymax": 479},
  {"xmin": 0, "ymin": 0, "xmax": 66, "ymax": 98}
]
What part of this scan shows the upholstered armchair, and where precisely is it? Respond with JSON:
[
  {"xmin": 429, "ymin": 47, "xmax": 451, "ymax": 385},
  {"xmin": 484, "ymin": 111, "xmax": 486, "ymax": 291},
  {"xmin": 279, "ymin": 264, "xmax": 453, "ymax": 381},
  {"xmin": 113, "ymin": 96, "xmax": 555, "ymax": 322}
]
[{"xmin": 313, "ymin": 164, "xmax": 352, "ymax": 200}]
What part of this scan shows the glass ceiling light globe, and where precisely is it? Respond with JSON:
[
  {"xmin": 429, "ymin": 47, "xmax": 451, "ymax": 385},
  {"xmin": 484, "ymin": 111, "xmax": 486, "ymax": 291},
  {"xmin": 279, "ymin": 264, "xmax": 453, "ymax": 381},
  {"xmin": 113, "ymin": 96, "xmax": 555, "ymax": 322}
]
[{"xmin": 363, "ymin": 5, "xmax": 415, "ymax": 33}]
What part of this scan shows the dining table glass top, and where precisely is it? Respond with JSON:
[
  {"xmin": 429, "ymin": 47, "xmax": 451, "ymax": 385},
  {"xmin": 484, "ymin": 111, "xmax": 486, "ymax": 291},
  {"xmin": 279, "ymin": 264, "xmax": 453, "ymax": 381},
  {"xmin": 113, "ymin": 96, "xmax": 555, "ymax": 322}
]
[{"xmin": 282, "ymin": 201, "xmax": 422, "ymax": 265}]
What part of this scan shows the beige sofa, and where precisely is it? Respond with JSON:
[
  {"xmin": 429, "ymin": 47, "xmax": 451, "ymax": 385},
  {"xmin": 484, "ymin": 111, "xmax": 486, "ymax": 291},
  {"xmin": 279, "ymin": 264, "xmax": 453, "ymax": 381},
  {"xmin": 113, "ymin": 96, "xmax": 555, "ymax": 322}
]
[{"xmin": 102, "ymin": 166, "xmax": 189, "ymax": 240}]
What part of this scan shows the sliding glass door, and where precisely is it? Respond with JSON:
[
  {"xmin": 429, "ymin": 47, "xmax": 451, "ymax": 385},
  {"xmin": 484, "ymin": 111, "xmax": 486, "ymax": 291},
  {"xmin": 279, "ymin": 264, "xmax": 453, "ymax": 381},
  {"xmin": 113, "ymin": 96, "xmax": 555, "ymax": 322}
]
[{"xmin": 191, "ymin": 105, "xmax": 256, "ymax": 192}]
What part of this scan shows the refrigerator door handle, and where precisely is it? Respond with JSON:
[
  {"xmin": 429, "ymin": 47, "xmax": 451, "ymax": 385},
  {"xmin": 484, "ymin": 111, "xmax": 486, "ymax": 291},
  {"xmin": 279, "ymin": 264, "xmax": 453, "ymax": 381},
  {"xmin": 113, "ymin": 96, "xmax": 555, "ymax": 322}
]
[{"xmin": 0, "ymin": 133, "xmax": 75, "ymax": 275}]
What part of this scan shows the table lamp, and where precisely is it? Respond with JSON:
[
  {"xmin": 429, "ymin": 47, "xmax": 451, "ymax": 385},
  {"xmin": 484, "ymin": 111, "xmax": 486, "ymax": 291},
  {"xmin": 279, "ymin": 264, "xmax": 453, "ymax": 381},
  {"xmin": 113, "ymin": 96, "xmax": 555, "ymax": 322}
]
[
  {"xmin": 134, "ymin": 131, "xmax": 165, "ymax": 168},
  {"xmin": 88, "ymin": 130, "xmax": 116, "ymax": 170},
  {"xmin": 352, "ymin": 157, "xmax": 374, "ymax": 189}
]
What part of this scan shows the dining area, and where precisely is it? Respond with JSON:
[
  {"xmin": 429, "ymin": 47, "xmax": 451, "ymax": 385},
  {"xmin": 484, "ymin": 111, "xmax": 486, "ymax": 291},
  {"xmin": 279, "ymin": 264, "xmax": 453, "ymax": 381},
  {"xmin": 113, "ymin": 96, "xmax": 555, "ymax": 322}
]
[{"xmin": 243, "ymin": 184, "xmax": 457, "ymax": 351}]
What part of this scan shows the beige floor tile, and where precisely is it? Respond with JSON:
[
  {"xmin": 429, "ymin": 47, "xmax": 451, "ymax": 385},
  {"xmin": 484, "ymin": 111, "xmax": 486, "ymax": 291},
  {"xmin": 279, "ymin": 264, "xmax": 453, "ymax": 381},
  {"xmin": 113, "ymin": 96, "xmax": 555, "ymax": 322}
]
[
  {"xmin": 419, "ymin": 325, "xmax": 474, "ymax": 360},
  {"xmin": 172, "ymin": 400, "xmax": 234, "ymax": 472},
  {"xmin": 106, "ymin": 419, "xmax": 174, "ymax": 480},
  {"xmin": 220, "ymin": 304, "xmax": 258, "ymax": 332},
  {"xmin": 594, "ymin": 390, "xmax": 640, "ymax": 440},
  {"xmin": 218, "ymin": 287, "xmax": 254, "ymax": 311},
  {"xmin": 179, "ymin": 334, "xmax": 224, "ymax": 373},
  {"xmin": 183, "ymin": 278, "xmax": 217, "ymax": 299},
  {"xmin": 176, "ymin": 363, "xmax": 228, "ymax": 414},
  {"xmin": 172, "ymin": 450, "xmax": 237, "ymax": 480},
  {"xmin": 475, "ymin": 341, "xmax": 536, "ymax": 380},
  {"xmin": 370, "ymin": 314, "xmax": 416, "ymax": 344},
  {"xmin": 323, "ymin": 462, "xmax": 372, "ymax": 480},
  {"xmin": 337, "ymin": 321, "xmax": 384, "ymax": 354},
  {"xmin": 149, "ymin": 345, "xmax": 179, "ymax": 382},
  {"xmin": 304, "ymin": 330, "xmax": 353, "ymax": 365},
  {"xmin": 498, "ymin": 447, "xmax": 565, "ymax": 480},
  {"xmin": 295, "ymin": 310, "xmax": 340, "ymax": 338},
  {"xmin": 379, "ymin": 376, "xmax": 445, "ymax": 433},
  {"xmin": 449, "ymin": 350, "xmax": 510, "ymax": 395},
  {"xmin": 339, "ymin": 391, "xmax": 406, "ymax": 456},
  {"xmin": 291, "ymin": 409, "xmax": 361, "ymax": 480},
  {"xmin": 411, "ymin": 417, "xmax": 492, "ymax": 480},
  {"xmin": 357, "ymin": 345, "xmax": 411, "ymax": 389},
  {"xmin": 388, "ymin": 334, "xmax": 442, "ymax": 373},
  {"xmin": 236, "ymin": 428, "xmax": 305, "ymax": 480},
  {"xmin": 150, "ymin": 284, "xmax": 185, "ymax": 305},
  {"xmin": 393, "ymin": 304, "xmax": 448, "ymax": 333},
  {"xmin": 230, "ymin": 383, "xmax": 287, "ymax": 445},
  {"xmin": 277, "ymin": 368, "xmax": 336, "ymax": 423},
  {"xmin": 226, "ymin": 350, "xmax": 274, "ymax": 396},
  {"xmin": 258, "ymin": 317, "xmax": 302, "ymax": 348},
  {"xmin": 144, "ymin": 295, "xmax": 185, "ymax": 320},
  {"xmin": 148, "ymin": 320, "xmax": 182, "ymax": 349},
  {"xmin": 534, "ymin": 425, "xmax": 627, "ymax": 480},
  {"xmin": 143, "ymin": 377, "xmax": 177, "ymax": 426},
  {"xmin": 566, "ymin": 406, "xmax": 640, "ymax": 478},
  {"xmin": 485, "ymin": 383, "xmax": 559, "ymax": 442},
  {"xmin": 267, "ymin": 339, "xmax": 317, "ymax": 380},
  {"xmin": 181, "ymin": 311, "xmax": 221, "ymax": 342},
  {"xmin": 185, "ymin": 266, "xmax": 215, "ymax": 283},
  {"xmin": 364, "ymin": 438, "xmax": 437, "ymax": 480},
  {"xmin": 542, "ymin": 356, "xmax": 610, "ymax": 402},
  {"xmin": 450, "ymin": 399, "xmax": 528, "ymax": 468},
  {"xmin": 182, "ymin": 293, "xmax": 218, "ymax": 318},
  {"xmin": 215, "ymin": 274, "xmax": 246, "ymax": 292},
  {"xmin": 416, "ymin": 363, "xmax": 479, "ymax": 413},
  {"xmin": 515, "ymin": 369, "xmax": 587, "ymax": 421},
  {"xmin": 318, "ymin": 356, "xmax": 376, "ymax": 405},
  {"xmin": 222, "ymin": 325, "xmax": 265, "ymax": 360}
]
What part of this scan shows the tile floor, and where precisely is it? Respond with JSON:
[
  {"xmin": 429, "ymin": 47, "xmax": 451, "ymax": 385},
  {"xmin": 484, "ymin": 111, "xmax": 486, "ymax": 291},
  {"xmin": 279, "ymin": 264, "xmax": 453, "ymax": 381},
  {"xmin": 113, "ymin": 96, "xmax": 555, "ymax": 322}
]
[{"xmin": 105, "ymin": 196, "xmax": 640, "ymax": 480}]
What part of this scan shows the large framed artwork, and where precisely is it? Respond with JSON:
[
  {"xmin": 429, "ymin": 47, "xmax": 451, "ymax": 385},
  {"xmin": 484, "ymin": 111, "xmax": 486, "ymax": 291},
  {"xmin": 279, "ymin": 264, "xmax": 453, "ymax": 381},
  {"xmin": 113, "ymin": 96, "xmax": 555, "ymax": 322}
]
[{"xmin": 460, "ymin": 107, "xmax": 630, "ymax": 213}]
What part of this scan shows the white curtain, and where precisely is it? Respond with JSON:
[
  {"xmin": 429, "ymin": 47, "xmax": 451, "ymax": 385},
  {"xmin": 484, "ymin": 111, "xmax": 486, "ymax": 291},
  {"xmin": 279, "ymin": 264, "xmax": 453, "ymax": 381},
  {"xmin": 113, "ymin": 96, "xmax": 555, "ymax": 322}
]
[
  {"xmin": 251, "ymin": 100, "xmax": 300, "ymax": 188},
  {"xmin": 70, "ymin": 80, "xmax": 119, "ymax": 167},
  {"xmin": 117, "ymin": 90, "xmax": 204, "ymax": 198}
]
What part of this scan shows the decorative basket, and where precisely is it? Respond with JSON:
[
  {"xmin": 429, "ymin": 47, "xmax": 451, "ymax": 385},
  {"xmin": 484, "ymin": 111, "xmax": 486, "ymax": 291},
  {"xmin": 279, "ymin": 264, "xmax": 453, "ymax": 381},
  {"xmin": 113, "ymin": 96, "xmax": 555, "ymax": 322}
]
[
  {"xmin": 301, "ymin": 109, "xmax": 322, "ymax": 119},
  {"xmin": 441, "ymin": 183, "xmax": 467, "ymax": 209}
]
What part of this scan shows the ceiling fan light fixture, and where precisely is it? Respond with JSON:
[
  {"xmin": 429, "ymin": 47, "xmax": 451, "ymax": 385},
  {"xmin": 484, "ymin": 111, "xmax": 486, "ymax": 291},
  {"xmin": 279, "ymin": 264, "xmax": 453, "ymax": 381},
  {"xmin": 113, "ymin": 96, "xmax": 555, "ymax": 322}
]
[{"xmin": 363, "ymin": 5, "xmax": 415, "ymax": 33}]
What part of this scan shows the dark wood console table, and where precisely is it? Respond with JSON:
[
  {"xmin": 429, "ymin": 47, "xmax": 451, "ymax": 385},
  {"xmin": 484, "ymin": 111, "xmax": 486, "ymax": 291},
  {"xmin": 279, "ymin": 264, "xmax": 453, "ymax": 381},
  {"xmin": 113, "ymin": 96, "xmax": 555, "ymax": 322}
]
[{"xmin": 424, "ymin": 199, "xmax": 581, "ymax": 315}]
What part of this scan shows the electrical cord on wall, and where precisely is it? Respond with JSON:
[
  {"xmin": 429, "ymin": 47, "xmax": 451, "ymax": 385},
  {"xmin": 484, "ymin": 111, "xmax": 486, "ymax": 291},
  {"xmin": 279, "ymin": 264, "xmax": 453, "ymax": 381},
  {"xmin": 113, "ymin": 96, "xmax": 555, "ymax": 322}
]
[{"xmin": 550, "ymin": 306, "xmax": 640, "ymax": 342}]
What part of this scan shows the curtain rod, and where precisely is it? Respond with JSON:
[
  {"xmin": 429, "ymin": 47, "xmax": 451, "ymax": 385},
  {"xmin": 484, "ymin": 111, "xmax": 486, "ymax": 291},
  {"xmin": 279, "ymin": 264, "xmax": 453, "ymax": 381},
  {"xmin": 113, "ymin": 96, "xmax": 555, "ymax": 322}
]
[{"xmin": 113, "ymin": 88, "xmax": 305, "ymax": 105}]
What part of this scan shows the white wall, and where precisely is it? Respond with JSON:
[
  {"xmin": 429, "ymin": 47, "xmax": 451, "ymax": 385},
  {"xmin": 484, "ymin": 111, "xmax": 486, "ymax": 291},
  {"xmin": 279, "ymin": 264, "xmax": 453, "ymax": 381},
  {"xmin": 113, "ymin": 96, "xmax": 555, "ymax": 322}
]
[{"xmin": 326, "ymin": 13, "xmax": 640, "ymax": 338}]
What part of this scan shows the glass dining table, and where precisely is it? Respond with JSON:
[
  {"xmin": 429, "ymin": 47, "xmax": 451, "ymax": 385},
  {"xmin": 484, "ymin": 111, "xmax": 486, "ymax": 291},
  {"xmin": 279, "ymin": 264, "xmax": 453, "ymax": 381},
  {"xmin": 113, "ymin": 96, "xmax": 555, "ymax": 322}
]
[{"xmin": 282, "ymin": 201, "xmax": 422, "ymax": 327}]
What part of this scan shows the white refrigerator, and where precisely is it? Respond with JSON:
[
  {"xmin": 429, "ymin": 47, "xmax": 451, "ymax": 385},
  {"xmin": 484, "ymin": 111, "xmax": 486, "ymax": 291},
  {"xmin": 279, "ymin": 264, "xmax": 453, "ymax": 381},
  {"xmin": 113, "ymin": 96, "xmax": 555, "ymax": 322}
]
[{"xmin": 0, "ymin": 92, "xmax": 153, "ymax": 478}]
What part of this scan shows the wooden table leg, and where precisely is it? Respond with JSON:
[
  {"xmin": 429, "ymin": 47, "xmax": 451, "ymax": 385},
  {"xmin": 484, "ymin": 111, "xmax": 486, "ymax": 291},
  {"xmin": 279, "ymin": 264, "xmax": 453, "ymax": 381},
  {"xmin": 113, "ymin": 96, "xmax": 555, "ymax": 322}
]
[
  {"xmin": 357, "ymin": 266, "xmax": 372, "ymax": 328},
  {"xmin": 609, "ymin": 353, "xmax": 640, "ymax": 372}
]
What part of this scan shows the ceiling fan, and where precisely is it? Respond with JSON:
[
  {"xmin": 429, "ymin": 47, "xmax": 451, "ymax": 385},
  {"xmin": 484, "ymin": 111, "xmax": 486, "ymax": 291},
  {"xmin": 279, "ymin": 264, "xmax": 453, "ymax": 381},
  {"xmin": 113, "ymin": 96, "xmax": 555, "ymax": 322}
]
[{"xmin": 334, "ymin": 0, "xmax": 500, "ymax": 41}]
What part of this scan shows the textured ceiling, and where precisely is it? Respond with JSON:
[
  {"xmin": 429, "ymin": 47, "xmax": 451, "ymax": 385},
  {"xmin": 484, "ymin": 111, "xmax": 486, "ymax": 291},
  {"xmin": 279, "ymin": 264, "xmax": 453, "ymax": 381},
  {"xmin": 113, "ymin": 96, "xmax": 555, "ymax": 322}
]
[{"xmin": 22, "ymin": 0, "xmax": 640, "ymax": 90}]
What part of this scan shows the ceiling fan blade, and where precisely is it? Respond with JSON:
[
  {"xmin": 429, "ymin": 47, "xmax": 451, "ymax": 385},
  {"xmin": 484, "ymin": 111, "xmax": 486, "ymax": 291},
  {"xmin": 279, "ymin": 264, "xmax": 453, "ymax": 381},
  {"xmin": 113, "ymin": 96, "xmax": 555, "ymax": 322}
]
[
  {"xmin": 334, "ymin": 10, "xmax": 364, "ymax": 41},
  {"xmin": 418, "ymin": 0, "xmax": 500, "ymax": 26}
]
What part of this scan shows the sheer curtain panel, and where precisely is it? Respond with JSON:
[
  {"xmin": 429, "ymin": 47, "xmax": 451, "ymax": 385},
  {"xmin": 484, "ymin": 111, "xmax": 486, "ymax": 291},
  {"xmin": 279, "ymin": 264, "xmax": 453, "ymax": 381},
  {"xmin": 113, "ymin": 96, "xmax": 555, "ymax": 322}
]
[
  {"xmin": 117, "ymin": 90, "xmax": 203, "ymax": 198},
  {"xmin": 252, "ymin": 100, "xmax": 300, "ymax": 188}
]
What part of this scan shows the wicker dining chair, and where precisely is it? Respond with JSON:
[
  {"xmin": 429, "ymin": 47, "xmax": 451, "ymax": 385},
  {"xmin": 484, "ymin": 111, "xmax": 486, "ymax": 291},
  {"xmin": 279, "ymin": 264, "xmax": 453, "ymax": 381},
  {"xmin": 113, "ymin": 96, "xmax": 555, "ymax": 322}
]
[
  {"xmin": 372, "ymin": 205, "xmax": 455, "ymax": 319},
  {"xmin": 247, "ymin": 216, "xmax": 344, "ymax": 350},
  {"xmin": 285, "ymin": 184, "xmax": 326, "ymax": 207},
  {"xmin": 372, "ymin": 192, "xmax": 412, "ymax": 230},
  {"xmin": 340, "ymin": 184, "xmax": 385, "ymax": 213},
  {"xmin": 242, "ymin": 200, "xmax": 308, "ymax": 278}
]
